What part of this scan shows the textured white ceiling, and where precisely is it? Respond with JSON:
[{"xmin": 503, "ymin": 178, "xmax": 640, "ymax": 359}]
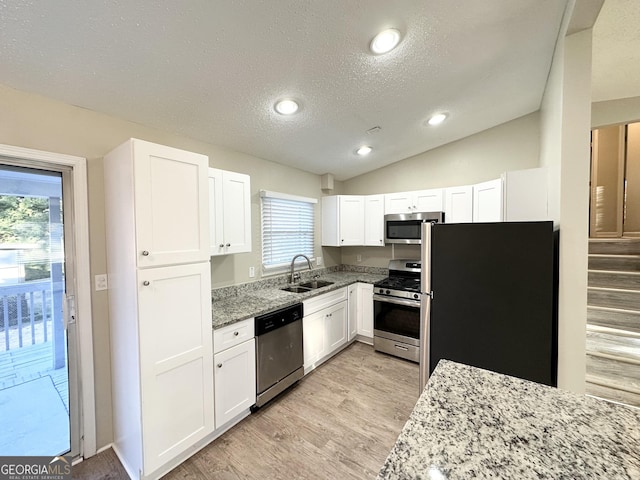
[
  {"xmin": 0, "ymin": 1, "xmax": 570, "ymax": 180},
  {"xmin": 592, "ymin": 0, "xmax": 640, "ymax": 103}
]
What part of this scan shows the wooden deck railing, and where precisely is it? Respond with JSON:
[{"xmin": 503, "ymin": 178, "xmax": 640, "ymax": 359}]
[{"xmin": 0, "ymin": 280, "xmax": 54, "ymax": 352}]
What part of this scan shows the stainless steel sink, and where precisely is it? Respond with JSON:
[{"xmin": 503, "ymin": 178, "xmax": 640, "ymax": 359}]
[
  {"xmin": 281, "ymin": 285, "xmax": 312, "ymax": 293},
  {"xmin": 299, "ymin": 280, "xmax": 334, "ymax": 289}
]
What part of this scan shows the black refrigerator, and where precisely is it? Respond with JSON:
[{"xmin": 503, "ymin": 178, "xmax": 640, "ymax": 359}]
[{"xmin": 419, "ymin": 221, "xmax": 558, "ymax": 390}]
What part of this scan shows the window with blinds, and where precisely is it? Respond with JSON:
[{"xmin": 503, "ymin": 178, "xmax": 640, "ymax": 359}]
[{"xmin": 261, "ymin": 191, "xmax": 316, "ymax": 271}]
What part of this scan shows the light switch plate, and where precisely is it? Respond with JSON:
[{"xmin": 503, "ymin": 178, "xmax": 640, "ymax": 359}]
[
  {"xmin": 249, "ymin": 266, "xmax": 255, "ymax": 278},
  {"xmin": 316, "ymin": 256, "xmax": 323, "ymax": 266},
  {"xmin": 95, "ymin": 274, "xmax": 108, "ymax": 291}
]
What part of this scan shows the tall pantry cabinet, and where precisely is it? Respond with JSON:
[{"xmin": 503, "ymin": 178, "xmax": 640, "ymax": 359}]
[{"xmin": 104, "ymin": 139, "xmax": 213, "ymax": 479}]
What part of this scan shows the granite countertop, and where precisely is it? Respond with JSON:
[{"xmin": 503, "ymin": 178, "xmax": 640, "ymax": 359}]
[
  {"xmin": 378, "ymin": 360, "xmax": 640, "ymax": 479},
  {"xmin": 211, "ymin": 271, "xmax": 386, "ymax": 329}
]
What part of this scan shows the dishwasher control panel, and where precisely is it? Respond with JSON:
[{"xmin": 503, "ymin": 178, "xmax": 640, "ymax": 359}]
[{"xmin": 255, "ymin": 303, "xmax": 303, "ymax": 336}]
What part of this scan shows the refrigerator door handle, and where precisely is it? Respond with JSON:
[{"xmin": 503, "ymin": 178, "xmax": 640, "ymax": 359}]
[
  {"xmin": 419, "ymin": 294, "xmax": 431, "ymax": 393},
  {"xmin": 419, "ymin": 221, "xmax": 433, "ymax": 393}
]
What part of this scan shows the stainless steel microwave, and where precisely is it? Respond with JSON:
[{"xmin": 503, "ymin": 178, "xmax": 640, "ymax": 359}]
[{"xmin": 384, "ymin": 212, "xmax": 445, "ymax": 244}]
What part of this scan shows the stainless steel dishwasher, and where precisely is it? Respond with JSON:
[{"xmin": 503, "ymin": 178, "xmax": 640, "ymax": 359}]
[{"xmin": 254, "ymin": 303, "xmax": 304, "ymax": 408}]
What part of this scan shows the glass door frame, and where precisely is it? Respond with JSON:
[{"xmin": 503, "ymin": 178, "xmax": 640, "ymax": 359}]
[{"xmin": 0, "ymin": 143, "xmax": 95, "ymax": 460}]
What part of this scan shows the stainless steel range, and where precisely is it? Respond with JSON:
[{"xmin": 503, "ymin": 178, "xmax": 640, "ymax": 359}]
[{"xmin": 373, "ymin": 259, "xmax": 421, "ymax": 362}]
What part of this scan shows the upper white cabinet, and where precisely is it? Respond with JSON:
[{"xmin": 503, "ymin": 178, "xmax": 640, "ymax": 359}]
[
  {"xmin": 473, "ymin": 178, "xmax": 503, "ymax": 222},
  {"xmin": 106, "ymin": 139, "xmax": 210, "ymax": 268},
  {"xmin": 502, "ymin": 167, "xmax": 549, "ymax": 221},
  {"xmin": 322, "ymin": 195, "xmax": 364, "ymax": 246},
  {"xmin": 322, "ymin": 195, "xmax": 385, "ymax": 247},
  {"xmin": 384, "ymin": 189, "xmax": 444, "ymax": 214},
  {"xmin": 444, "ymin": 185, "xmax": 473, "ymax": 223},
  {"xmin": 364, "ymin": 194, "xmax": 385, "ymax": 246},
  {"xmin": 209, "ymin": 168, "xmax": 251, "ymax": 256}
]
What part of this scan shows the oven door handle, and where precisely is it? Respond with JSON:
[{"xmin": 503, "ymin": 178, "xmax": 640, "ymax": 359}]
[{"xmin": 373, "ymin": 294, "xmax": 421, "ymax": 308}]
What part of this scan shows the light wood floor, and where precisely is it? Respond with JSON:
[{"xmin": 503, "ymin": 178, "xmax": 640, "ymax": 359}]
[{"xmin": 72, "ymin": 342, "xmax": 420, "ymax": 479}]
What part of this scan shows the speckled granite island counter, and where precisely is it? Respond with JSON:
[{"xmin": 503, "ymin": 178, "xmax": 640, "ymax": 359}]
[
  {"xmin": 378, "ymin": 360, "xmax": 640, "ymax": 480},
  {"xmin": 211, "ymin": 268, "xmax": 387, "ymax": 329}
]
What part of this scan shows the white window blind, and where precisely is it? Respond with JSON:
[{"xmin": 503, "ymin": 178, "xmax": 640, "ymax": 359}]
[{"xmin": 261, "ymin": 191, "xmax": 316, "ymax": 270}]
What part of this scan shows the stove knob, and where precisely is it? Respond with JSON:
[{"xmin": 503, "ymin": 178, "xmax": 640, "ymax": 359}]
[
  {"xmin": 414, "ymin": 294, "xmax": 419, "ymax": 299},
  {"xmin": 379, "ymin": 289, "xmax": 384, "ymax": 294},
  {"xmin": 385, "ymin": 290, "xmax": 390, "ymax": 295}
]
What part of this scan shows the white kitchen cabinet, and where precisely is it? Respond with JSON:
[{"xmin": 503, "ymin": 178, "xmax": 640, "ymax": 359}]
[
  {"xmin": 214, "ymin": 337, "xmax": 256, "ymax": 428},
  {"xmin": 303, "ymin": 287, "xmax": 349, "ymax": 373},
  {"xmin": 473, "ymin": 178, "xmax": 503, "ymax": 222},
  {"xmin": 104, "ymin": 139, "xmax": 213, "ymax": 479},
  {"xmin": 322, "ymin": 195, "xmax": 384, "ymax": 247},
  {"xmin": 356, "ymin": 283, "xmax": 374, "ymax": 340},
  {"xmin": 107, "ymin": 139, "xmax": 210, "ymax": 268},
  {"xmin": 502, "ymin": 167, "xmax": 549, "ymax": 221},
  {"xmin": 384, "ymin": 189, "xmax": 444, "ymax": 214},
  {"xmin": 348, "ymin": 284, "xmax": 358, "ymax": 341},
  {"xmin": 364, "ymin": 194, "xmax": 385, "ymax": 246},
  {"xmin": 321, "ymin": 195, "xmax": 365, "ymax": 246},
  {"xmin": 444, "ymin": 185, "xmax": 473, "ymax": 223},
  {"xmin": 209, "ymin": 168, "xmax": 251, "ymax": 256}
]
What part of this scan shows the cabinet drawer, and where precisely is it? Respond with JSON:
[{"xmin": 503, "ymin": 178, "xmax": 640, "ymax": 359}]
[
  {"xmin": 303, "ymin": 287, "xmax": 348, "ymax": 316},
  {"xmin": 213, "ymin": 318, "xmax": 254, "ymax": 353}
]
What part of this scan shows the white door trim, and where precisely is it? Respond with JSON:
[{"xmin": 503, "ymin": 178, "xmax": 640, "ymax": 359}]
[{"xmin": 0, "ymin": 143, "xmax": 96, "ymax": 457}]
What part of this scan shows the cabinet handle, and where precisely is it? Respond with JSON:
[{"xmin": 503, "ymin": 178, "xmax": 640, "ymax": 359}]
[
  {"xmin": 143, "ymin": 281, "xmax": 150, "ymax": 286},
  {"xmin": 217, "ymin": 363, "xmax": 223, "ymax": 368},
  {"xmin": 219, "ymin": 244, "xmax": 224, "ymax": 248},
  {"xmin": 233, "ymin": 331, "xmax": 239, "ymax": 336},
  {"xmin": 226, "ymin": 243, "xmax": 231, "ymax": 247},
  {"xmin": 142, "ymin": 250, "xmax": 149, "ymax": 256}
]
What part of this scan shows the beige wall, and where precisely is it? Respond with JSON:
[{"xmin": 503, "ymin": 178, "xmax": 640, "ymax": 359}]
[
  {"xmin": 592, "ymin": 95, "xmax": 640, "ymax": 128},
  {"xmin": 0, "ymin": 84, "xmax": 338, "ymax": 449},
  {"xmin": 342, "ymin": 112, "xmax": 540, "ymax": 195},
  {"xmin": 540, "ymin": 27, "xmax": 592, "ymax": 394}
]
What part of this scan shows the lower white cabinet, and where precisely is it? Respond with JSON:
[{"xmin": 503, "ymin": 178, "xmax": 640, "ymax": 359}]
[
  {"xmin": 303, "ymin": 287, "xmax": 348, "ymax": 373},
  {"xmin": 356, "ymin": 283, "xmax": 374, "ymax": 339},
  {"xmin": 348, "ymin": 284, "xmax": 358, "ymax": 341},
  {"xmin": 213, "ymin": 319, "xmax": 256, "ymax": 428}
]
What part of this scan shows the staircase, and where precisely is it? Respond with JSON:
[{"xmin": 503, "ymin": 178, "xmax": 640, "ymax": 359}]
[{"xmin": 587, "ymin": 238, "xmax": 640, "ymax": 407}]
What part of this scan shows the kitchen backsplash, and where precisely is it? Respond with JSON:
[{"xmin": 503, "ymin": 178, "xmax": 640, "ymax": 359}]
[{"xmin": 211, "ymin": 264, "xmax": 387, "ymax": 301}]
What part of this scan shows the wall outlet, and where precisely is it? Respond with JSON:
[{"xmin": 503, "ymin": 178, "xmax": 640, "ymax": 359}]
[
  {"xmin": 95, "ymin": 274, "xmax": 108, "ymax": 291},
  {"xmin": 356, "ymin": 254, "xmax": 362, "ymax": 262},
  {"xmin": 316, "ymin": 256, "xmax": 323, "ymax": 266},
  {"xmin": 249, "ymin": 266, "xmax": 255, "ymax": 278}
]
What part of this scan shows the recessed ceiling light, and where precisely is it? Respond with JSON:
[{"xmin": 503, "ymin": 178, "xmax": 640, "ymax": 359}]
[
  {"xmin": 428, "ymin": 113, "xmax": 447, "ymax": 126},
  {"xmin": 274, "ymin": 99, "xmax": 299, "ymax": 115},
  {"xmin": 370, "ymin": 28, "xmax": 401, "ymax": 55},
  {"xmin": 356, "ymin": 145, "xmax": 372, "ymax": 156}
]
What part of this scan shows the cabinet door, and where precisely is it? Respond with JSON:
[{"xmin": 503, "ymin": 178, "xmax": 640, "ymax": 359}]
[
  {"xmin": 137, "ymin": 262, "xmax": 214, "ymax": 473},
  {"xmin": 364, "ymin": 195, "xmax": 385, "ymax": 246},
  {"xmin": 444, "ymin": 185, "xmax": 473, "ymax": 223},
  {"xmin": 222, "ymin": 171, "xmax": 252, "ymax": 254},
  {"xmin": 503, "ymin": 168, "xmax": 548, "ymax": 222},
  {"xmin": 339, "ymin": 196, "xmax": 365, "ymax": 245},
  {"xmin": 357, "ymin": 283, "xmax": 374, "ymax": 339},
  {"xmin": 473, "ymin": 179, "xmax": 503, "ymax": 222},
  {"xmin": 303, "ymin": 311, "xmax": 326, "ymax": 373},
  {"xmin": 414, "ymin": 189, "xmax": 444, "ymax": 212},
  {"xmin": 384, "ymin": 192, "xmax": 413, "ymax": 214},
  {"xmin": 214, "ymin": 338, "xmax": 256, "ymax": 428},
  {"xmin": 133, "ymin": 140, "xmax": 210, "ymax": 267},
  {"xmin": 209, "ymin": 168, "xmax": 225, "ymax": 256},
  {"xmin": 348, "ymin": 285, "xmax": 358, "ymax": 341},
  {"xmin": 325, "ymin": 301, "xmax": 348, "ymax": 353}
]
